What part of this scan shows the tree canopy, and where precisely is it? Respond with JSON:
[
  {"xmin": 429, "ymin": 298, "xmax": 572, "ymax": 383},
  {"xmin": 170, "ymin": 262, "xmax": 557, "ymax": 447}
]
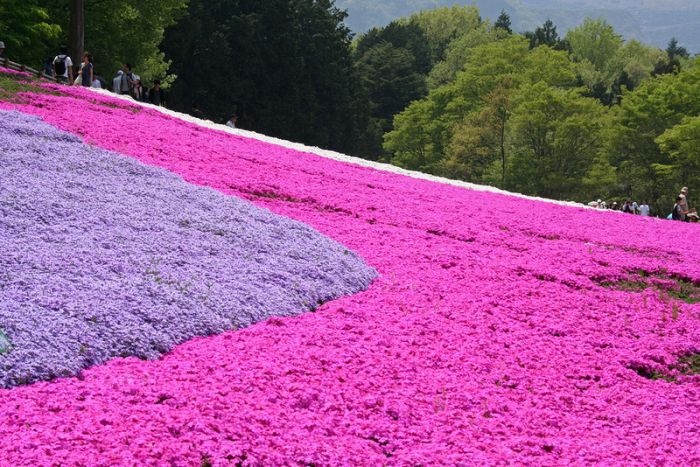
[
  {"xmin": 163, "ymin": 0, "xmax": 368, "ymax": 155},
  {"xmin": 0, "ymin": 0, "xmax": 186, "ymax": 84},
  {"xmin": 0, "ymin": 0, "xmax": 60, "ymax": 64},
  {"xmin": 2, "ymin": 2, "xmax": 697, "ymax": 212}
]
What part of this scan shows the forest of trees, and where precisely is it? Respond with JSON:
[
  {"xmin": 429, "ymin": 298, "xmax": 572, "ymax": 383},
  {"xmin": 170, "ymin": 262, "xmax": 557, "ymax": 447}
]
[{"xmin": 3, "ymin": 1, "xmax": 698, "ymax": 212}]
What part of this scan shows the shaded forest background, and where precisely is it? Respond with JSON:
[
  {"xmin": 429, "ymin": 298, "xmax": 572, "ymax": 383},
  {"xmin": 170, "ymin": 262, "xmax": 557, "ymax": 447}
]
[{"xmin": 2, "ymin": 0, "xmax": 699, "ymax": 213}]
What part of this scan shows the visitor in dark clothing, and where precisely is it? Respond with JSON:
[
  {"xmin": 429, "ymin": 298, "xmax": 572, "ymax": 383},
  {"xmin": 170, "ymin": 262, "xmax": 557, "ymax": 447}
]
[
  {"xmin": 672, "ymin": 196, "xmax": 684, "ymax": 221},
  {"xmin": 80, "ymin": 52, "xmax": 93, "ymax": 87},
  {"xmin": 149, "ymin": 80, "xmax": 166, "ymax": 106}
]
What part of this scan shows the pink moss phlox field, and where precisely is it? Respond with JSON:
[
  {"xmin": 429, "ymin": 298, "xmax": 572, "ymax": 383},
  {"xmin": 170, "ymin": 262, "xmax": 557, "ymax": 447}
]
[
  {"xmin": 0, "ymin": 66, "xmax": 34, "ymax": 78},
  {"xmin": 2, "ymin": 79, "xmax": 700, "ymax": 464}
]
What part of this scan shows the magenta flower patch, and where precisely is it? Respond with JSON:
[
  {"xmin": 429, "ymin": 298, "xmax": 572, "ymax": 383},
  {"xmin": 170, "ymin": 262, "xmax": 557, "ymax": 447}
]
[
  {"xmin": 1, "ymin": 76, "xmax": 700, "ymax": 465},
  {"xmin": 0, "ymin": 110, "xmax": 376, "ymax": 387}
]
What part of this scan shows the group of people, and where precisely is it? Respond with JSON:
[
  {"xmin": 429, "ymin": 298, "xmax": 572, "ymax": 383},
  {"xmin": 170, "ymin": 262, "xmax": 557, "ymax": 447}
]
[
  {"xmin": 672, "ymin": 187, "xmax": 696, "ymax": 222},
  {"xmin": 621, "ymin": 200, "xmax": 650, "ymax": 216},
  {"xmin": 47, "ymin": 47, "xmax": 165, "ymax": 106},
  {"xmin": 111, "ymin": 64, "xmax": 165, "ymax": 106},
  {"xmin": 589, "ymin": 199, "xmax": 651, "ymax": 215},
  {"xmin": 589, "ymin": 187, "xmax": 696, "ymax": 222},
  {"xmin": 48, "ymin": 47, "xmax": 90, "ymax": 86}
]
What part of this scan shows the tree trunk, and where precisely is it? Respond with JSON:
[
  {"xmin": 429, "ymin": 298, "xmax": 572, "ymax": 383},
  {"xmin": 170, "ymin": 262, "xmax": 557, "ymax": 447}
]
[
  {"xmin": 69, "ymin": 0, "xmax": 84, "ymax": 68},
  {"xmin": 499, "ymin": 116, "xmax": 506, "ymax": 185}
]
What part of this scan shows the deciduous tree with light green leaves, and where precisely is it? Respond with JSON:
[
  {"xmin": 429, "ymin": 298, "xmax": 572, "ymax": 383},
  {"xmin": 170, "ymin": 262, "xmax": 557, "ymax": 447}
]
[
  {"xmin": 385, "ymin": 36, "xmax": 580, "ymax": 181},
  {"xmin": 609, "ymin": 59, "xmax": 700, "ymax": 209},
  {"xmin": 0, "ymin": 0, "xmax": 60, "ymax": 65},
  {"xmin": 427, "ymin": 23, "xmax": 504, "ymax": 89},
  {"xmin": 507, "ymin": 83, "xmax": 610, "ymax": 200},
  {"xmin": 440, "ymin": 80, "xmax": 513, "ymax": 185},
  {"xmin": 567, "ymin": 18, "xmax": 623, "ymax": 71},
  {"xmin": 657, "ymin": 116, "xmax": 700, "ymax": 192},
  {"xmin": 567, "ymin": 18, "xmax": 666, "ymax": 104},
  {"xmin": 407, "ymin": 5, "xmax": 483, "ymax": 63}
]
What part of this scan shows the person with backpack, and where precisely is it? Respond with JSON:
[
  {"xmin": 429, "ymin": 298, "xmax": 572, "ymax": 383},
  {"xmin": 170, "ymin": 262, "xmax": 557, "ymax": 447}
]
[{"xmin": 53, "ymin": 47, "xmax": 74, "ymax": 84}]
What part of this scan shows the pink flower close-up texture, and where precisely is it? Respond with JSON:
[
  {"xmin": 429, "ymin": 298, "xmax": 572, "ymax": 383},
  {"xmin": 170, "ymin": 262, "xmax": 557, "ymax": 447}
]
[{"xmin": 1, "ymin": 73, "xmax": 700, "ymax": 465}]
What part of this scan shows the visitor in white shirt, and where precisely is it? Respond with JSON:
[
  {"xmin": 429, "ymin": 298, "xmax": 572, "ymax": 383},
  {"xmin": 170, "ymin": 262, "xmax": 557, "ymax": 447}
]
[
  {"xmin": 639, "ymin": 203, "xmax": 650, "ymax": 216},
  {"xmin": 53, "ymin": 46, "xmax": 74, "ymax": 84}
]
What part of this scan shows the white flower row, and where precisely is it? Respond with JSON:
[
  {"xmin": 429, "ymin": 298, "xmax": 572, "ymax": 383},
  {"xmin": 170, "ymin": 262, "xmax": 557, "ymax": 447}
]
[{"xmin": 87, "ymin": 87, "xmax": 592, "ymax": 210}]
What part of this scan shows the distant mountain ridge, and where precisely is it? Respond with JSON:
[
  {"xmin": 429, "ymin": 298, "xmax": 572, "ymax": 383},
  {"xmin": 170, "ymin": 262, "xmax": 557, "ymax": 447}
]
[{"xmin": 335, "ymin": 0, "xmax": 700, "ymax": 52}]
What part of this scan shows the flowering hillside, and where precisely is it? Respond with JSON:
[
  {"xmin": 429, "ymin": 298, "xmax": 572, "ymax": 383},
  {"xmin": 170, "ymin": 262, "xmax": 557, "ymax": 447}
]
[
  {"xmin": 0, "ymin": 110, "xmax": 375, "ymax": 388},
  {"xmin": 1, "ymin": 69, "xmax": 700, "ymax": 464}
]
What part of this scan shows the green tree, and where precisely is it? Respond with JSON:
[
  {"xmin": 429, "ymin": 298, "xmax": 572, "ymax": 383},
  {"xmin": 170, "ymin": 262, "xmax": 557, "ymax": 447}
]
[
  {"xmin": 407, "ymin": 5, "xmax": 482, "ymax": 63},
  {"xmin": 581, "ymin": 154, "xmax": 619, "ymax": 201},
  {"xmin": 355, "ymin": 42, "xmax": 427, "ymax": 160},
  {"xmin": 567, "ymin": 19, "xmax": 664, "ymax": 105},
  {"xmin": 441, "ymin": 80, "xmax": 513, "ymax": 184},
  {"xmin": 426, "ymin": 23, "xmax": 502, "ymax": 89},
  {"xmin": 566, "ymin": 18, "xmax": 623, "ymax": 71},
  {"xmin": 384, "ymin": 88, "xmax": 451, "ymax": 173},
  {"xmin": 354, "ymin": 20, "xmax": 432, "ymax": 75},
  {"xmin": 494, "ymin": 10, "xmax": 512, "ymax": 34},
  {"xmin": 613, "ymin": 40, "xmax": 667, "ymax": 89},
  {"xmin": 386, "ymin": 36, "xmax": 579, "ymax": 178},
  {"xmin": 524, "ymin": 19, "xmax": 568, "ymax": 51},
  {"xmin": 0, "ymin": 0, "xmax": 60, "ymax": 65},
  {"xmin": 654, "ymin": 38, "xmax": 691, "ymax": 75},
  {"xmin": 353, "ymin": 20, "xmax": 432, "ymax": 159},
  {"xmin": 163, "ymin": 0, "xmax": 369, "ymax": 155},
  {"xmin": 507, "ymin": 83, "xmax": 609, "ymax": 200},
  {"xmin": 609, "ymin": 59, "xmax": 700, "ymax": 208},
  {"xmin": 657, "ymin": 115, "xmax": 700, "ymax": 192},
  {"xmin": 43, "ymin": 0, "xmax": 187, "ymax": 84}
]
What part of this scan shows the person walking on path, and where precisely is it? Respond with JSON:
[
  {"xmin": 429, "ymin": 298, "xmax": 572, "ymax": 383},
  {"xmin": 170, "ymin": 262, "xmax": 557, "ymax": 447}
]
[
  {"xmin": 118, "ymin": 64, "xmax": 134, "ymax": 95},
  {"xmin": 679, "ymin": 187, "xmax": 690, "ymax": 221},
  {"xmin": 149, "ymin": 80, "xmax": 166, "ymax": 106},
  {"xmin": 79, "ymin": 52, "xmax": 93, "ymax": 87},
  {"xmin": 113, "ymin": 70, "xmax": 123, "ymax": 93},
  {"xmin": 0, "ymin": 41, "xmax": 5, "ymax": 59},
  {"xmin": 672, "ymin": 196, "xmax": 684, "ymax": 221},
  {"xmin": 639, "ymin": 202, "xmax": 650, "ymax": 217},
  {"xmin": 622, "ymin": 200, "xmax": 634, "ymax": 214},
  {"xmin": 191, "ymin": 103, "xmax": 204, "ymax": 119},
  {"xmin": 132, "ymin": 76, "xmax": 145, "ymax": 101},
  {"xmin": 53, "ymin": 46, "xmax": 74, "ymax": 84},
  {"xmin": 226, "ymin": 115, "xmax": 238, "ymax": 129}
]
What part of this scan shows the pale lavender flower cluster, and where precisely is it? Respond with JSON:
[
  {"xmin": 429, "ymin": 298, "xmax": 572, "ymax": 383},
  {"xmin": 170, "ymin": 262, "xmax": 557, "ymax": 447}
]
[{"xmin": 0, "ymin": 110, "xmax": 376, "ymax": 387}]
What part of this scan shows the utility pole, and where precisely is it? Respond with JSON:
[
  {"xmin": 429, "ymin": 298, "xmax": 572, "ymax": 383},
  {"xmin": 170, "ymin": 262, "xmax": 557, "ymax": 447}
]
[{"xmin": 69, "ymin": 0, "xmax": 84, "ymax": 67}]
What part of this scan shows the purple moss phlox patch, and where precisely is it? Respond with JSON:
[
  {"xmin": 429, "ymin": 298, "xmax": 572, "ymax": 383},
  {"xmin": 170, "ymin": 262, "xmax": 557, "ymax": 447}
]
[{"xmin": 0, "ymin": 110, "xmax": 376, "ymax": 387}]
